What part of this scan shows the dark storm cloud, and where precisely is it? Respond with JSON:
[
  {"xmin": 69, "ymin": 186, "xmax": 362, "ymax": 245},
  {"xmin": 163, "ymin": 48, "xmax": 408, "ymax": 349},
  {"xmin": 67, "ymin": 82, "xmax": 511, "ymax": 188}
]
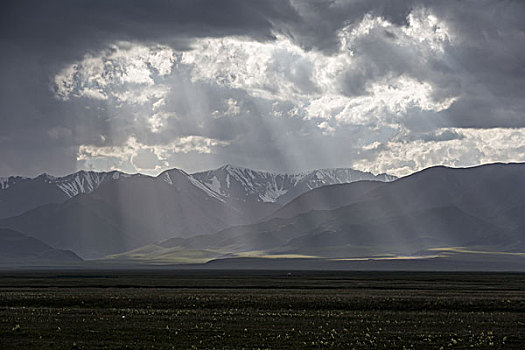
[
  {"xmin": 1, "ymin": 0, "xmax": 298, "ymax": 55},
  {"xmin": 288, "ymin": 0, "xmax": 525, "ymax": 129},
  {"xmin": 429, "ymin": 0, "xmax": 525, "ymax": 128},
  {"xmin": 278, "ymin": 0, "xmax": 414, "ymax": 53},
  {"xmin": 0, "ymin": 0, "xmax": 524, "ymax": 177},
  {"xmin": 0, "ymin": 0, "xmax": 299, "ymax": 176}
]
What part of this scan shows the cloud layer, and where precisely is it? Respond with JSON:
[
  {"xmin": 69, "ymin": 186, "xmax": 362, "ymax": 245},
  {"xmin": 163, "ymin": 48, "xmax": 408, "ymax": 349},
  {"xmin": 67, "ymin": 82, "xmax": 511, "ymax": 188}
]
[{"xmin": 1, "ymin": 0, "xmax": 524, "ymax": 176}]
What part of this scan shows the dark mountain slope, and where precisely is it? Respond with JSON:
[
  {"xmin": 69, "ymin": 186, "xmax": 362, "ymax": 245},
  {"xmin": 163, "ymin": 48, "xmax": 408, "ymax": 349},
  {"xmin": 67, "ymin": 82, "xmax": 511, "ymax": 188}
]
[
  {"xmin": 149, "ymin": 163, "xmax": 525, "ymax": 259},
  {"xmin": 0, "ymin": 174, "xmax": 243, "ymax": 258},
  {"xmin": 268, "ymin": 180, "xmax": 385, "ymax": 219},
  {"xmin": 0, "ymin": 228, "xmax": 82, "ymax": 264},
  {"xmin": 269, "ymin": 163, "xmax": 525, "ymax": 221},
  {"xmin": 0, "ymin": 171, "xmax": 131, "ymax": 219},
  {"xmin": 0, "ymin": 175, "xmax": 68, "ymax": 220}
]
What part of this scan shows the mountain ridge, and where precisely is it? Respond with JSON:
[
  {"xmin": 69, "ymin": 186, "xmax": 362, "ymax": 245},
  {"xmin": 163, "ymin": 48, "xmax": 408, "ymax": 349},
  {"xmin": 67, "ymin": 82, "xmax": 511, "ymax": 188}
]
[
  {"xmin": 1, "ymin": 165, "xmax": 395, "ymax": 221},
  {"xmin": 113, "ymin": 162, "xmax": 525, "ymax": 263},
  {"xmin": 191, "ymin": 164, "xmax": 396, "ymax": 205},
  {"xmin": 3, "ymin": 162, "xmax": 522, "ymax": 265}
]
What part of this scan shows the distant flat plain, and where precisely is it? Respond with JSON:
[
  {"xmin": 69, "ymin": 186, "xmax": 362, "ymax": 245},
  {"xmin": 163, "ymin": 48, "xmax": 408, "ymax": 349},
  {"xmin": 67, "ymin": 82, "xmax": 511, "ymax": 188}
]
[{"xmin": 0, "ymin": 270, "xmax": 524, "ymax": 349}]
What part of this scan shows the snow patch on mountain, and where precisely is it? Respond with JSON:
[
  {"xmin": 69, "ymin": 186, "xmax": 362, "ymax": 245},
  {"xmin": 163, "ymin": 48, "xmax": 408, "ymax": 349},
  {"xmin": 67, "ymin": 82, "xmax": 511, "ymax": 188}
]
[
  {"xmin": 1, "ymin": 171, "xmax": 131, "ymax": 197},
  {"xmin": 192, "ymin": 165, "xmax": 397, "ymax": 204},
  {"xmin": 187, "ymin": 176, "xmax": 225, "ymax": 202},
  {"xmin": 159, "ymin": 169, "xmax": 225, "ymax": 202},
  {"xmin": 0, "ymin": 170, "xmax": 133, "ymax": 198},
  {"xmin": 53, "ymin": 171, "xmax": 131, "ymax": 197},
  {"xmin": 205, "ymin": 176, "xmax": 222, "ymax": 195},
  {"xmin": 2, "ymin": 165, "xmax": 396, "ymax": 205}
]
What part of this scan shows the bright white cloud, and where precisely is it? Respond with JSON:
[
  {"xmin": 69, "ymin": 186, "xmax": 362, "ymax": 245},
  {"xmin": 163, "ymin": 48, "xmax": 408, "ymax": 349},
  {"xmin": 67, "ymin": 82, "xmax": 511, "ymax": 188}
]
[
  {"xmin": 353, "ymin": 128, "xmax": 525, "ymax": 176},
  {"xmin": 403, "ymin": 8, "xmax": 454, "ymax": 52},
  {"xmin": 317, "ymin": 121, "xmax": 336, "ymax": 135},
  {"xmin": 77, "ymin": 135, "xmax": 229, "ymax": 174},
  {"xmin": 111, "ymin": 85, "xmax": 170, "ymax": 105},
  {"xmin": 307, "ymin": 78, "xmax": 455, "ymax": 126},
  {"xmin": 52, "ymin": 8, "xmax": 524, "ymax": 175},
  {"xmin": 180, "ymin": 9, "xmax": 455, "ymax": 128},
  {"xmin": 225, "ymin": 98, "xmax": 241, "ymax": 116},
  {"xmin": 148, "ymin": 112, "xmax": 173, "ymax": 133},
  {"xmin": 53, "ymin": 10, "xmax": 455, "ymax": 129},
  {"xmin": 181, "ymin": 35, "xmax": 317, "ymax": 101},
  {"xmin": 53, "ymin": 43, "xmax": 176, "ymax": 104}
]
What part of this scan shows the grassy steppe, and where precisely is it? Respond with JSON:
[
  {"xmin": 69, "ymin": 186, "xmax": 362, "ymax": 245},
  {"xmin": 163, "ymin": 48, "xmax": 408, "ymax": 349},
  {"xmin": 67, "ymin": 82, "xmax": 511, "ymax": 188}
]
[{"xmin": 0, "ymin": 271, "xmax": 524, "ymax": 349}]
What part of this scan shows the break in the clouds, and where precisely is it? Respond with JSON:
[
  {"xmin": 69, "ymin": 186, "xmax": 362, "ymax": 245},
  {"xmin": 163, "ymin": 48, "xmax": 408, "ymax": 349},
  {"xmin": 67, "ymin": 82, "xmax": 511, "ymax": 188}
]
[{"xmin": 1, "ymin": 1, "xmax": 524, "ymax": 177}]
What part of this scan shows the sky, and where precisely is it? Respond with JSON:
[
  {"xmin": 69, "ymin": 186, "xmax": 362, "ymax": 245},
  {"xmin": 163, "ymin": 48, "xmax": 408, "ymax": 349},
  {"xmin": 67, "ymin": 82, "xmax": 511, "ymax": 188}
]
[{"xmin": 1, "ymin": 0, "xmax": 524, "ymax": 178}]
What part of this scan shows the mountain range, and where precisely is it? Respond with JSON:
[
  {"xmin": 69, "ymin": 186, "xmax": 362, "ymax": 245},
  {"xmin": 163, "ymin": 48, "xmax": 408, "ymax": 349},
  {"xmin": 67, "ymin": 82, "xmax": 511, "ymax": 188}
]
[
  {"xmin": 0, "ymin": 170, "xmax": 132, "ymax": 219},
  {"xmin": 1, "ymin": 162, "xmax": 523, "ymax": 269},
  {"xmin": 192, "ymin": 165, "xmax": 395, "ymax": 204},
  {"xmin": 109, "ymin": 163, "xmax": 525, "ymax": 268},
  {"xmin": 0, "ymin": 165, "xmax": 394, "ymax": 259}
]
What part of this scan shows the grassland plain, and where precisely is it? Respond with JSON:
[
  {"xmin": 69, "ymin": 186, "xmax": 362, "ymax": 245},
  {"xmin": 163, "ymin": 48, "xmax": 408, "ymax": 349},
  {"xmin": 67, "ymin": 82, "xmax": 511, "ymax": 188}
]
[{"xmin": 0, "ymin": 270, "xmax": 524, "ymax": 349}]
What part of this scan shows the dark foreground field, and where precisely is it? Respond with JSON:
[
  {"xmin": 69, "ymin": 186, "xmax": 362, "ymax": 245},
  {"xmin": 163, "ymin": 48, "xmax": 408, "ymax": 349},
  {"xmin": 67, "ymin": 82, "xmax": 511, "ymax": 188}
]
[{"xmin": 0, "ymin": 271, "xmax": 524, "ymax": 349}]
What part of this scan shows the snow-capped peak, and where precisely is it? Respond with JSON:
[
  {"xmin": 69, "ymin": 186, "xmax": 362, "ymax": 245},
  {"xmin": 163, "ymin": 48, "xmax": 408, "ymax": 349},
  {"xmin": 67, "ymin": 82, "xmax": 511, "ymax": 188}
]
[
  {"xmin": 192, "ymin": 164, "xmax": 396, "ymax": 204},
  {"xmin": 192, "ymin": 164, "xmax": 293, "ymax": 202},
  {"xmin": 53, "ymin": 171, "xmax": 116, "ymax": 197},
  {"xmin": 42, "ymin": 170, "xmax": 130, "ymax": 197},
  {"xmin": 2, "ymin": 165, "xmax": 396, "ymax": 205},
  {"xmin": 0, "ymin": 170, "xmax": 133, "ymax": 197}
]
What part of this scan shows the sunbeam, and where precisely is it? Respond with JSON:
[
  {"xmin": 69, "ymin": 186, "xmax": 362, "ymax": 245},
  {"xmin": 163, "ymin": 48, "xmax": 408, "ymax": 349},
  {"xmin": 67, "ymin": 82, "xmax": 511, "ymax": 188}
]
[
  {"xmin": 1, "ymin": 0, "xmax": 524, "ymax": 276},
  {"xmin": 2, "ymin": 2, "xmax": 525, "ymax": 347}
]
